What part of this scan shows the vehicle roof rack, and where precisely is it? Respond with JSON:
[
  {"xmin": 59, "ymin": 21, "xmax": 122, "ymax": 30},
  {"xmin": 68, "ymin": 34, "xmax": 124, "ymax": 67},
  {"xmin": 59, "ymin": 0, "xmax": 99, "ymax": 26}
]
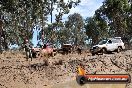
[{"xmin": 114, "ymin": 37, "xmax": 121, "ymax": 39}]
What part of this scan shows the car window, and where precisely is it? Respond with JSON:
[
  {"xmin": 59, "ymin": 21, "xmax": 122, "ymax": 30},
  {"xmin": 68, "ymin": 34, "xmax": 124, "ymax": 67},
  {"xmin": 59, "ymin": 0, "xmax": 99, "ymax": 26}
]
[
  {"xmin": 98, "ymin": 40, "xmax": 107, "ymax": 45},
  {"xmin": 36, "ymin": 46, "xmax": 41, "ymax": 48},
  {"xmin": 112, "ymin": 39, "xmax": 121, "ymax": 43},
  {"xmin": 108, "ymin": 40, "xmax": 112, "ymax": 44}
]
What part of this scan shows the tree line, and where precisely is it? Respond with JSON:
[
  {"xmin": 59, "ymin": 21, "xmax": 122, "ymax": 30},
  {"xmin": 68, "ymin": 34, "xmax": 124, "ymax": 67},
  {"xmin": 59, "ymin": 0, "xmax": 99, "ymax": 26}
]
[
  {"xmin": 85, "ymin": 0, "xmax": 132, "ymax": 44},
  {"xmin": 0, "ymin": 0, "xmax": 132, "ymax": 51}
]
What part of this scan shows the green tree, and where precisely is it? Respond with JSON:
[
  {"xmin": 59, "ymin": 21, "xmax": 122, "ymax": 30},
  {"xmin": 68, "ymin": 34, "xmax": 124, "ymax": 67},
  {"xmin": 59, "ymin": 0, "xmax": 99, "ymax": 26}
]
[
  {"xmin": 65, "ymin": 13, "xmax": 84, "ymax": 45},
  {"xmin": 0, "ymin": 0, "xmax": 81, "ymax": 50},
  {"xmin": 85, "ymin": 17, "xmax": 99, "ymax": 45},
  {"xmin": 38, "ymin": 0, "xmax": 81, "ymax": 44},
  {"xmin": 96, "ymin": 0, "xmax": 130, "ymax": 37}
]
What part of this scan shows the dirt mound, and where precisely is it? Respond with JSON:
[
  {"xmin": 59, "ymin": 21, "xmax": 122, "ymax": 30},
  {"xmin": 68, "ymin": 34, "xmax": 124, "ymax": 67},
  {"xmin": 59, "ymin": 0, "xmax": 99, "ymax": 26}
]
[{"xmin": 0, "ymin": 50, "xmax": 132, "ymax": 88}]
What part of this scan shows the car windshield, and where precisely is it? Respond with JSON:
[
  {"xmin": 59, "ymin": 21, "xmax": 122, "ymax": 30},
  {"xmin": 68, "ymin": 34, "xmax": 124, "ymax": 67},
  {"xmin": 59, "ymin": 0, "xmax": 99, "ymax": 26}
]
[
  {"xmin": 98, "ymin": 40, "xmax": 107, "ymax": 45},
  {"xmin": 35, "ymin": 46, "xmax": 41, "ymax": 48}
]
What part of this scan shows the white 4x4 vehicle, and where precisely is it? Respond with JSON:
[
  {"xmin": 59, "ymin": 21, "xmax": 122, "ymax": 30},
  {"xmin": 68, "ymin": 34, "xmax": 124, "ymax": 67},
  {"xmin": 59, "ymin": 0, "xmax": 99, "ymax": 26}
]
[{"xmin": 90, "ymin": 37, "xmax": 125, "ymax": 55}]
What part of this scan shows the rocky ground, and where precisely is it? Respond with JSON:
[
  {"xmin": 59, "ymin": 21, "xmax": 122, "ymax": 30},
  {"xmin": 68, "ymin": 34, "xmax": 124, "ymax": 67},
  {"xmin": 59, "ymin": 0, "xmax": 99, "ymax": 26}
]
[{"xmin": 0, "ymin": 50, "xmax": 132, "ymax": 88}]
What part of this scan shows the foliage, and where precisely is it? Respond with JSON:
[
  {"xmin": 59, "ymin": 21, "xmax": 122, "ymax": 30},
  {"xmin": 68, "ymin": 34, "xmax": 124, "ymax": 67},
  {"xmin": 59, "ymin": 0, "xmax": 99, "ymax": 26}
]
[
  {"xmin": 1, "ymin": 0, "xmax": 132, "ymax": 49},
  {"xmin": 65, "ymin": 13, "xmax": 84, "ymax": 45},
  {"xmin": 85, "ymin": 0, "xmax": 132, "ymax": 45},
  {"xmin": 0, "ymin": 0, "xmax": 81, "ymax": 50},
  {"xmin": 95, "ymin": 0, "xmax": 131, "ymax": 37}
]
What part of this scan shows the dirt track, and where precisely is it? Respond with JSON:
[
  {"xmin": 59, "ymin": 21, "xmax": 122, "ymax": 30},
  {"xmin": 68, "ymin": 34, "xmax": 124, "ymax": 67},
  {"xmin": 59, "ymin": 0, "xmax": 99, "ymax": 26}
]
[{"xmin": 0, "ymin": 50, "xmax": 132, "ymax": 88}]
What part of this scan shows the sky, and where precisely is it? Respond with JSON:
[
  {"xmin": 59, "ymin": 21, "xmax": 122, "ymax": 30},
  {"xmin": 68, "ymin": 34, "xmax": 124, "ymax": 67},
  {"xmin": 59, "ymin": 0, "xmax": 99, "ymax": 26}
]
[
  {"xmin": 32, "ymin": 0, "xmax": 104, "ymax": 47},
  {"xmin": 49, "ymin": 0, "xmax": 104, "ymax": 22}
]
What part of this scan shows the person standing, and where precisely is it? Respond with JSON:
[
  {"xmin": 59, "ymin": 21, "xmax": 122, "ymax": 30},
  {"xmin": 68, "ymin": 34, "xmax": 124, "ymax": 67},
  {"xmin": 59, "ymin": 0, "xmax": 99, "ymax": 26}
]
[{"xmin": 24, "ymin": 39, "xmax": 32, "ymax": 61}]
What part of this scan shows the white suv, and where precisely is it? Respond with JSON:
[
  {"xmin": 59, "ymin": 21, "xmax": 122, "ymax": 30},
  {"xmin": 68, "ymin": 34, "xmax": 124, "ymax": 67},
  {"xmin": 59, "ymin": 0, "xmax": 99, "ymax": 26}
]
[{"xmin": 90, "ymin": 37, "xmax": 125, "ymax": 55}]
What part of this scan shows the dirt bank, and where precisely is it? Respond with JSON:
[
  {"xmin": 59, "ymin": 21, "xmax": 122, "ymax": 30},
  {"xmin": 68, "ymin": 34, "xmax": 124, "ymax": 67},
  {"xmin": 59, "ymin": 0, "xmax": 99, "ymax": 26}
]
[{"xmin": 0, "ymin": 50, "xmax": 132, "ymax": 88}]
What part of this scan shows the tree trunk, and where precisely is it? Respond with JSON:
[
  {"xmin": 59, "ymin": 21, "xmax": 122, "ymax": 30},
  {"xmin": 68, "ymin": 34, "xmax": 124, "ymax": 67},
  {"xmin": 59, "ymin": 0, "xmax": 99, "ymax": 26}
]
[{"xmin": 0, "ymin": 20, "xmax": 3, "ymax": 53}]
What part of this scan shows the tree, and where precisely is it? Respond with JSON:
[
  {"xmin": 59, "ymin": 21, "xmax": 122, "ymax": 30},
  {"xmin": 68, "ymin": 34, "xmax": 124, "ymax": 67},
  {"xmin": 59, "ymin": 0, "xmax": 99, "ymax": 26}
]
[
  {"xmin": 65, "ymin": 13, "xmax": 84, "ymax": 45},
  {"xmin": 84, "ymin": 0, "xmax": 132, "ymax": 45},
  {"xmin": 37, "ymin": 0, "xmax": 81, "ymax": 44},
  {"xmin": 126, "ymin": 0, "xmax": 132, "ymax": 37},
  {"xmin": 85, "ymin": 17, "xmax": 99, "ymax": 45},
  {"xmin": 95, "ymin": 0, "xmax": 130, "ymax": 37},
  {"xmin": 0, "ymin": 20, "xmax": 3, "ymax": 53},
  {"xmin": 0, "ymin": 0, "xmax": 81, "ymax": 50}
]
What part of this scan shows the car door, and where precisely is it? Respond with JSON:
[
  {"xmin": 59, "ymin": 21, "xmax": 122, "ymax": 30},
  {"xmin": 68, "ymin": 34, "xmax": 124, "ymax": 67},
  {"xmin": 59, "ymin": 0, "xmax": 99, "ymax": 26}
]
[
  {"xmin": 106, "ymin": 40, "xmax": 117, "ymax": 51},
  {"xmin": 112, "ymin": 39, "xmax": 120, "ymax": 50}
]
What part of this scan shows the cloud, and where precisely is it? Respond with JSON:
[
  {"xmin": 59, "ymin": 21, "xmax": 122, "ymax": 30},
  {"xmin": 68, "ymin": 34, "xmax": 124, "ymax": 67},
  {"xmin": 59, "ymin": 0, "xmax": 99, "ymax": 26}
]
[
  {"xmin": 66, "ymin": 0, "xmax": 104, "ymax": 18},
  {"xmin": 63, "ymin": 0, "xmax": 104, "ymax": 21},
  {"xmin": 47, "ymin": 0, "xmax": 104, "ymax": 23}
]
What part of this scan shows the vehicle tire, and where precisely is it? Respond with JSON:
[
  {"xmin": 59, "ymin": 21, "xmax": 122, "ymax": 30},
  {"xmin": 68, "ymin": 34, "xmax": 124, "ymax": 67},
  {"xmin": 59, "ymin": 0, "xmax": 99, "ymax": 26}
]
[
  {"xmin": 32, "ymin": 52, "xmax": 36, "ymax": 58},
  {"xmin": 53, "ymin": 51, "xmax": 57, "ymax": 56},
  {"xmin": 76, "ymin": 75, "xmax": 86, "ymax": 85},
  {"xmin": 36, "ymin": 52, "xmax": 40, "ymax": 57},
  {"xmin": 50, "ymin": 52, "xmax": 54, "ymax": 57},
  {"xmin": 101, "ymin": 48, "xmax": 107, "ymax": 54},
  {"xmin": 92, "ymin": 53, "xmax": 95, "ymax": 56},
  {"xmin": 117, "ymin": 47, "xmax": 122, "ymax": 53}
]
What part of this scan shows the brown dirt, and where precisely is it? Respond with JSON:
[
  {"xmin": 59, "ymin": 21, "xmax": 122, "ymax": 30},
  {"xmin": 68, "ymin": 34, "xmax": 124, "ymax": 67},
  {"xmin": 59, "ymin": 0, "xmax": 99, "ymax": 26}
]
[{"xmin": 0, "ymin": 50, "xmax": 132, "ymax": 88}]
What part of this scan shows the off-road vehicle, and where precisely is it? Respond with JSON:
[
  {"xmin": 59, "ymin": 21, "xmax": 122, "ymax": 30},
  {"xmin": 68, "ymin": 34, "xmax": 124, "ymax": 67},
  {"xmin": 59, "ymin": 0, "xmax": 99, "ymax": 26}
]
[
  {"xmin": 90, "ymin": 37, "xmax": 125, "ymax": 55},
  {"xmin": 32, "ymin": 45, "xmax": 42, "ymax": 58},
  {"xmin": 58, "ymin": 44, "xmax": 73, "ymax": 54}
]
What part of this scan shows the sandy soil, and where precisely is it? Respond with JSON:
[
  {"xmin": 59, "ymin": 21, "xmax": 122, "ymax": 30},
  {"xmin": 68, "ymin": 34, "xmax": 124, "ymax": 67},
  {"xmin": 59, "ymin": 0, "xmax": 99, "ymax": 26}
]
[
  {"xmin": 52, "ymin": 79, "xmax": 126, "ymax": 88},
  {"xmin": 0, "ymin": 50, "xmax": 132, "ymax": 88}
]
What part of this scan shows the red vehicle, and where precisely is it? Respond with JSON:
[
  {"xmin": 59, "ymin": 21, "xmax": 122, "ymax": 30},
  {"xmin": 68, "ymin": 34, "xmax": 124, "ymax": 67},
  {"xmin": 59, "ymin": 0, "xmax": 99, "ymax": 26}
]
[
  {"xmin": 39, "ymin": 44, "xmax": 57, "ymax": 57},
  {"xmin": 42, "ymin": 44, "xmax": 53, "ymax": 56},
  {"xmin": 32, "ymin": 44, "xmax": 57, "ymax": 58}
]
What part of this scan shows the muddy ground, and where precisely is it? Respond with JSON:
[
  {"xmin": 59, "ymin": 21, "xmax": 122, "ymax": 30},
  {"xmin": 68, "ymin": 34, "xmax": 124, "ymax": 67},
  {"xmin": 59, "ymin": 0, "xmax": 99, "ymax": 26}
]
[{"xmin": 0, "ymin": 50, "xmax": 132, "ymax": 88}]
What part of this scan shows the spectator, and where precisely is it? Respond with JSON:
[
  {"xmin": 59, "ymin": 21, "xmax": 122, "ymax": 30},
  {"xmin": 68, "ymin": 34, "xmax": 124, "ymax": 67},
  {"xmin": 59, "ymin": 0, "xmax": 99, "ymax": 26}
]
[{"xmin": 24, "ymin": 39, "xmax": 32, "ymax": 61}]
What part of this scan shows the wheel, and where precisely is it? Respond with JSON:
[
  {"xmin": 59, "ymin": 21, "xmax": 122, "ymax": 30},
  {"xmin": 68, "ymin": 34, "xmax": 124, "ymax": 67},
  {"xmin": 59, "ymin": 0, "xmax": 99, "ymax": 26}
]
[
  {"xmin": 117, "ymin": 47, "xmax": 122, "ymax": 53},
  {"xmin": 53, "ymin": 51, "xmax": 57, "ymax": 56},
  {"xmin": 101, "ymin": 48, "xmax": 107, "ymax": 54},
  {"xmin": 76, "ymin": 75, "xmax": 86, "ymax": 85},
  {"xmin": 36, "ymin": 52, "xmax": 40, "ymax": 57},
  {"xmin": 50, "ymin": 52, "xmax": 54, "ymax": 57},
  {"xmin": 92, "ymin": 53, "xmax": 95, "ymax": 56},
  {"xmin": 32, "ymin": 52, "xmax": 36, "ymax": 58}
]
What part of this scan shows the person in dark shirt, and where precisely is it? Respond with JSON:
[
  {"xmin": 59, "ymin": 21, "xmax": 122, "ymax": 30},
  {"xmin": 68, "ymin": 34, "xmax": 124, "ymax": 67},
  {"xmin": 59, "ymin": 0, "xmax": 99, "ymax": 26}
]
[{"xmin": 24, "ymin": 39, "xmax": 32, "ymax": 61}]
